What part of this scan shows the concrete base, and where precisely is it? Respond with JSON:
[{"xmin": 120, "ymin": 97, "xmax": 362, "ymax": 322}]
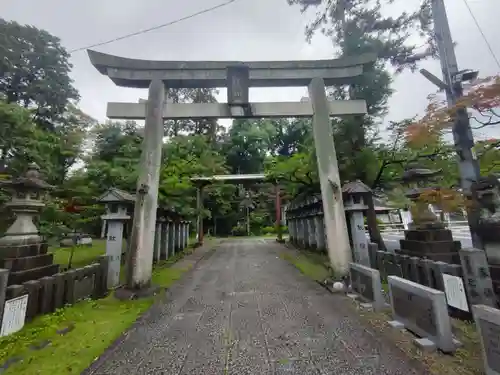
[
  {"xmin": 413, "ymin": 338, "xmax": 437, "ymax": 352},
  {"xmin": 114, "ymin": 284, "xmax": 162, "ymax": 301},
  {"xmin": 388, "ymin": 320, "xmax": 405, "ymax": 330}
]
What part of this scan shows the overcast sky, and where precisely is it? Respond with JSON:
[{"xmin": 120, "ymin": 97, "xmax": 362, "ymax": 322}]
[{"xmin": 3, "ymin": 0, "xmax": 500, "ymax": 139}]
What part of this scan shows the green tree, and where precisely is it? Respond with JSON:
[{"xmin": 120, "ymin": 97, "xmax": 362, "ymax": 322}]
[{"xmin": 0, "ymin": 18, "xmax": 79, "ymax": 130}]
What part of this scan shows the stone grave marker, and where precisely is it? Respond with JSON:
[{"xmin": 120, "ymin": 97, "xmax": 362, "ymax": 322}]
[
  {"xmin": 473, "ymin": 304, "xmax": 500, "ymax": 375},
  {"xmin": 349, "ymin": 262, "xmax": 385, "ymax": 311},
  {"xmin": 1, "ymin": 294, "xmax": 28, "ymax": 336},
  {"xmin": 387, "ymin": 275, "xmax": 458, "ymax": 353},
  {"xmin": 459, "ymin": 248, "xmax": 498, "ymax": 308}
]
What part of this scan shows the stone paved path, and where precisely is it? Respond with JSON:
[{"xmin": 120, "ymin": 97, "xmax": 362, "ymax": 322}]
[{"xmin": 85, "ymin": 238, "xmax": 427, "ymax": 374}]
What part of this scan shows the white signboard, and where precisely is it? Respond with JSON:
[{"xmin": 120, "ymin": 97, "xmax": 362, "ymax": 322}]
[
  {"xmin": 443, "ymin": 274, "xmax": 469, "ymax": 312},
  {"xmin": 1, "ymin": 294, "xmax": 28, "ymax": 337}
]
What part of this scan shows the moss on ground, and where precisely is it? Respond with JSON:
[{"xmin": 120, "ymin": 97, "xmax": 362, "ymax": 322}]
[
  {"xmin": 280, "ymin": 251, "xmax": 332, "ymax": 282},
  {"xmin": 1, "ymin": 247, "xmax": 197, "ymax": 375}
]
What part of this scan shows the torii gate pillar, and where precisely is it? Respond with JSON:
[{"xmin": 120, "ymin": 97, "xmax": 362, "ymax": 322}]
[
  {"xmin": 124, "ymin": 80, "xmax": 165, "ymax": 291},
  {"xmin": 309, "ymin": 77, "xmax": 352, "ymax": 276}
]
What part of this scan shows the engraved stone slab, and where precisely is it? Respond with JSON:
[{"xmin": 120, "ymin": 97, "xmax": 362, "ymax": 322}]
[
  {"xmin": 349, "ymin": 262, "xmax": 385, "ymax": 311},
  {"xmin": 388, "ymin": 276, "xmax": 456, "ymax": 353},
  {"xmin": 473, "ymin": 304, "xmax": 500, "ymax": 375},
  {"xmin": 1, "ymin": 294, "xmax": 28, "ymax": 336}
]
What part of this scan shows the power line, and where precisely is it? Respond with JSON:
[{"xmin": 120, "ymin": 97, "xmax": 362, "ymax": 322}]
[
  {"xmin": 461, "ymin": 0, "xmax": 500, "ymax": 70},
  {"xmin": 68, "ymin": 0, "xmax": 239, "ymax": 54}
]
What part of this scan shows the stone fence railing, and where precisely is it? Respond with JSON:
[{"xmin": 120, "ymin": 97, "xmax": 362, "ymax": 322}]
[
  {"xmin": 286, "ymin": 195, "xmax": 326, "ymax": 252},
  {"xmin": 0, "ymin": 255, "xmax": 109, "ymax": 327}
]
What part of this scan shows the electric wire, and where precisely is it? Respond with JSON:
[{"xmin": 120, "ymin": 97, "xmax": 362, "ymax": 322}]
[
  {"xmin": 68, "ymin": 0, "xmax": 239, "ymax": 54},
  {"xmin": 461, "ymin": 0, "xmax": 500, "ymax": 70}
]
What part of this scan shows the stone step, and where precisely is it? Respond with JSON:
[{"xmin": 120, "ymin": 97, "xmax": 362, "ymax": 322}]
[
  {"xmin": 399, "ymin": 239, "xmax": 461, "ymax": 254},
  {"xmin": 395, "ymin": 249, "xmax": 460, "ymax": 264},
  {"xmin": 3, "ymin": 253, "xmax": 54, "ymax": 272},
  {"xmin": 8, "ymin": 264, "xmax": 59, "ymax": 285},
  {"xmin": 0, "ymin": 243, "xmax": 48, "ymax": 260},
  {"xmin": 404, "ymin": 229, "xmax": 453, "ymax": 242}
]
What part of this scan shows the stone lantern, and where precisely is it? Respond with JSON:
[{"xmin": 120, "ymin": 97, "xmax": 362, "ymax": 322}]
[
  {"xmin": 98, "ymin": 188, "xmax": 134, "ymax": 288},
  {"xmin": 401, "ymin": 165, "xmax": 443, "ymax": 230},
  {"xmin": 0, "ymin": 163, "xmax": 60, "ymax": 286},
  {"xmin": 398, "ymin": 164, "xmax": 461, "ymax": 264},
  {"xmin": 0, "ymin": 163, "xmax": 53, "ymax": 247},
  {"xmin": 342, "ymin": 180, "xmax": 372, "ymax": 267}
]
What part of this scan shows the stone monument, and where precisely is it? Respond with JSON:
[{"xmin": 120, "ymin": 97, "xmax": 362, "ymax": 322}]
[
  {"xmin": 0, "ymin": 163, "xmax": 59, "ymax": 285},
  {"xmin": 396, "ymin": 165, "xmax": 462, "ymax": 264},
  {"xmin": 472, "ymin": 175, "xmax": 500, "ymax": 299}
]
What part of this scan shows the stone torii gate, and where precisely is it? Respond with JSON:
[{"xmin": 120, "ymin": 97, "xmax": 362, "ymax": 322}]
[
  {"xmin": 190, "ymin": 173, "xmax": 278, "ymax": 243},
  {"xmin": 87, "ymin": 50, "xmax": 375, "ymax": 293}
]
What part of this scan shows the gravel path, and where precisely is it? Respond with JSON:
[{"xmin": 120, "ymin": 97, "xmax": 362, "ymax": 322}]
[{"xmin": 84, "ymin": 238, "xmax": 427, "ymax": 375}]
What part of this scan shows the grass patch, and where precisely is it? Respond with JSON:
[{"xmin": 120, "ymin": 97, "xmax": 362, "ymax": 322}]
[
  {"xmin": 1, "ymin": 248, "xmax": 197, "ymax": 375},
  {"xmin": 381, "ymin": 282, "xmax": 389, "ymax": 293},
  {"xmin": 50, "ymin": 240, "xmax": 106, "ymax": 269},
  {"xmin": 280, "ymin": 252, "xmax": 331, "ymax": 282}
]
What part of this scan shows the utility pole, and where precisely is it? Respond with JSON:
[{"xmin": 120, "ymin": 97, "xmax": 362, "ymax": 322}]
[{"xmin": 421, "ymin": 0, "xmax": 483, "ymax": 249}]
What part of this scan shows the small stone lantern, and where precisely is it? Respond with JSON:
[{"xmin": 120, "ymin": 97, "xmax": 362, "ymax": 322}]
[
  {"xmin": 98, "ymin": 188, "xmax": 135, "ymax": 288},
  {"xmin": 401, "ymin": 164, "xmax": 443, "ymax": 230},
  {"xmin": 0, "ymin": 163, "xmax": 54, "ymax": 246},
  {"xmin": 399, "ymin": 165, "xmax": 462, "ymax": 264},
  {"xmin": 342, "ymin": 180, "xmax": 372, "ymax": 267}
]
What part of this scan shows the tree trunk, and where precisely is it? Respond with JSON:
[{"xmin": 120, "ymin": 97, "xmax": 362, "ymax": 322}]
[{"xmin": 365, "ymin": 194, "xmax": 387, "ymax": 251}]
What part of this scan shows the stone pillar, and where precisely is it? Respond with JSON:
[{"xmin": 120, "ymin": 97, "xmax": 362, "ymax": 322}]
[
  {"xmin": 309, "ymin": 77, "xmax": 351, "ymax": 276},
  {"xmin": 153, "ymin": 220, "xmax": 162, "ymax": 264},
  {"xmin": 101, "ymin": 220, "xmax": 106, "ymax": 238},
  {"xmin": 167, "ymin": 221, "xmax": 175, "ymax": 257},
  {"xmin": 400, "ymin": 208, "xmax": 412, "ymax": 230},
  {"xmin": 160, "ymin": 221, "xmax": 168, "ymax": 260},
  {"xmin": 126, "ymin": 79, "xmax": 165, "ymax": 290},
  {"xmin": 179, "ymin": 222, "xmax": 185, "ymax": 251},
  {"xmin": 196, "ymin": 187, "xmax": 204, "ymax": 245},
  {"xmin": 296, "ymin": 218, "xmax": 304, "ymax": 247},
  {"xmin": 288, "ymin": 218, "xmax": 295, "ymax": 244},
  {"xmin": 342, "ymin": 182, "xmax": 373, "ymax": 267},
  {"xmin": 315, "ymin": 215, "xmax": 326, "ymax": 252},
  {"xmin": 302, "ymin": 216, "xmax": 310, "ymax": 249},
  {"xmin": 275, "ymin": 184, "xmax": 283, "ymax": 242},
  {"xmin": 102, "ymin": 212, "xmax": 129, "ymax": 288},
  {"xmin": 308, "ymin": 216, "xmax": 317, "ymax": 250},
  {"xmin": 176, "ymin": 222, "xmax": 182, "ymax": 252},
  {"xmin": 348, "ymin": 208, "xmax": 370, "ymax": 266}
]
